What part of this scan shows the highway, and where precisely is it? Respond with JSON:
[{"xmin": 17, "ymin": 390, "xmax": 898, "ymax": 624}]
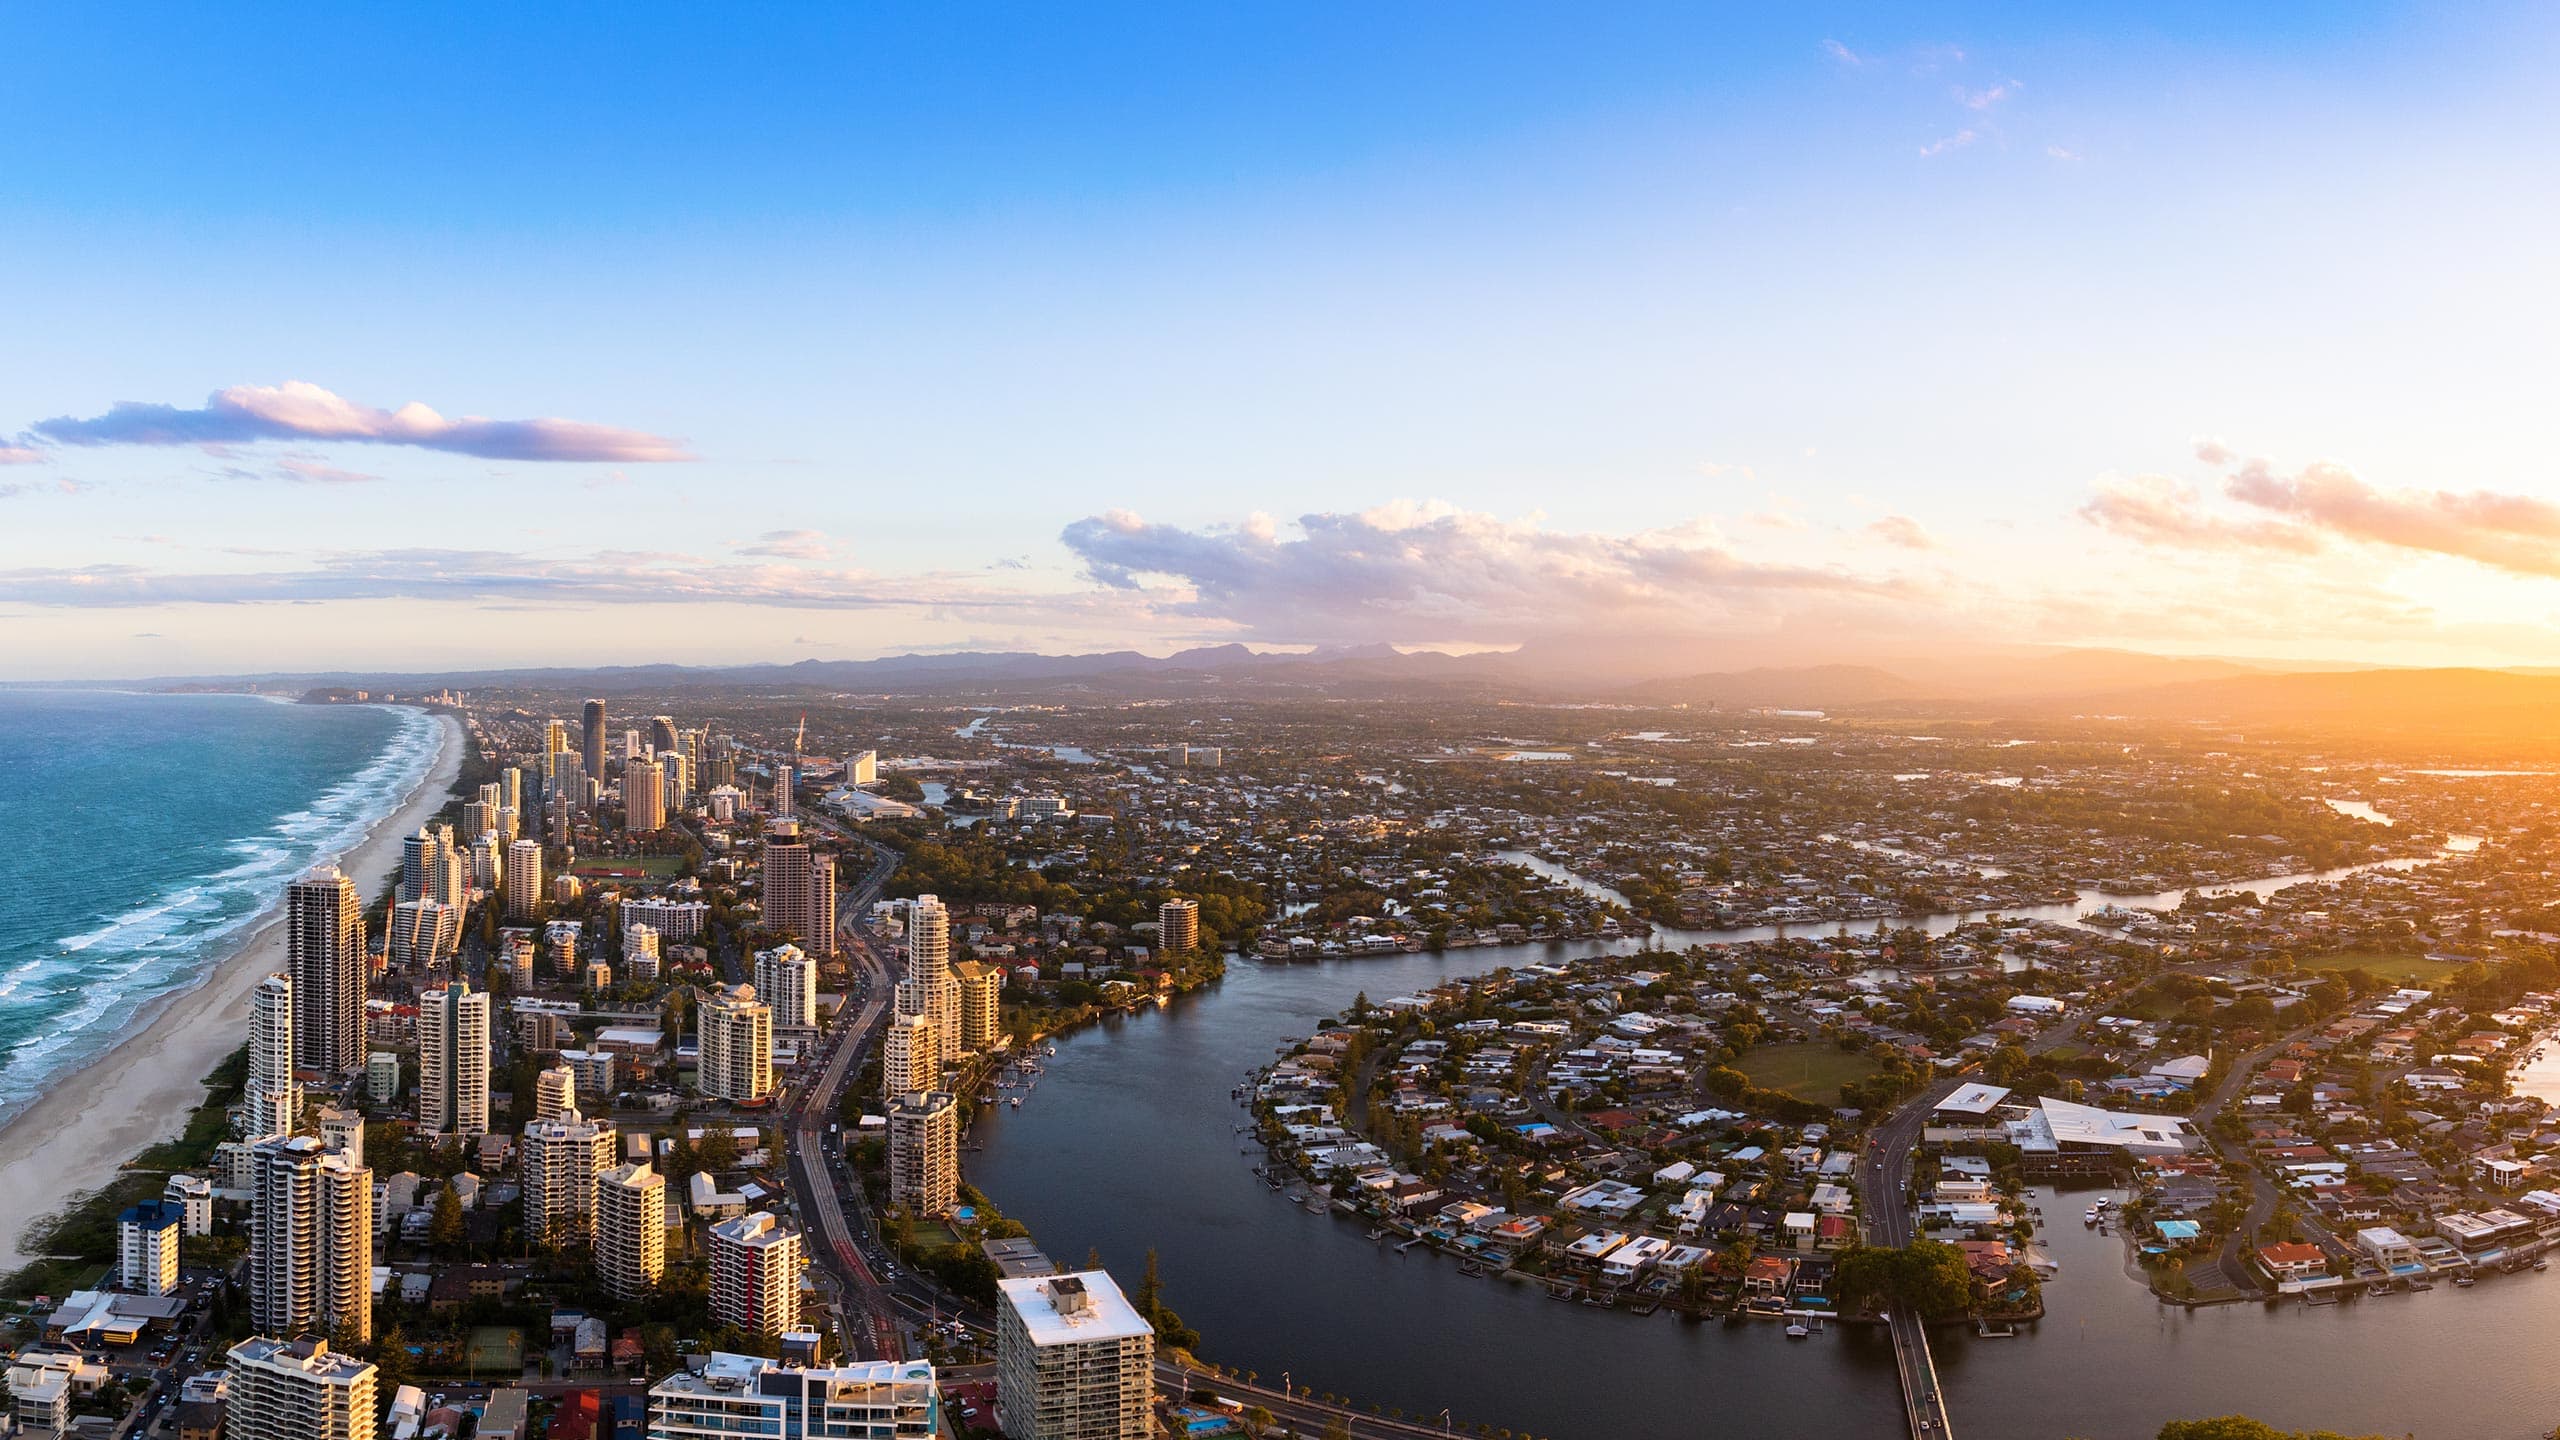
[{"xmin": 1859, "ymin": 1074, "xmax": 1965, "ymax": 1439}]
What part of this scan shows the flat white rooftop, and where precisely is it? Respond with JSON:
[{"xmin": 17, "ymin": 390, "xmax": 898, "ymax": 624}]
[{"xmin": 998, "ymin": 1270, "xmax": 1153, "ymax": 1347}]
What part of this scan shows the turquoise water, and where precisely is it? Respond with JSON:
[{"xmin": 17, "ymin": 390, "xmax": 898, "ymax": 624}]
[{"xmin": 0, "ymin": 691, "xmax": 438, "ymax": 1121}]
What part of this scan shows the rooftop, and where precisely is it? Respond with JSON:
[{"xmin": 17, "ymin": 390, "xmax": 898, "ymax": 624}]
[{"xmin": 998, "ymin": 1270, "xmax": 1154, "ymax": 1347}]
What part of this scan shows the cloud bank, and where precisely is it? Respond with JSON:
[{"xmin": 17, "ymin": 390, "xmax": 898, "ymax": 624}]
[
  {"xmin": 1059, "ymin": 501, "xmax": 1918, "ymax": 646},
  {"xmin": 31, "ymin": 381, "xmax": 692, "ymax": 463}
]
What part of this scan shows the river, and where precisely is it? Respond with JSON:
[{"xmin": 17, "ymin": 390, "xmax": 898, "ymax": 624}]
[{"xmin": 969, "ymin": 836, "xmax": 2560, "ymax": 1438}]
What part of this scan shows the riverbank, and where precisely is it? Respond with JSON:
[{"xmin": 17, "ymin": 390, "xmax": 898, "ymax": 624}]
[{"xmin": 0, "ymin": 709, "xmax": 465, "ymax": 1280}]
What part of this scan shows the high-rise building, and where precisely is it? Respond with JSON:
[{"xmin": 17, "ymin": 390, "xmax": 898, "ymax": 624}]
[
  {"xmin": 581, "ymin": 699, "xmax": 608, "ymax": 797},
  {"xmin": 117, "ymin": 1199, "xmax": 182, "ymax": 1296},
  {"xmin": 762, "ymin": 826, "xmax": 836, "ymax": 958},
  {"xmin": 386, "ymin": 899, "xmax": 461, "ymax": 968},
  {"xmin": 286, "ymin": 868, "xmax": 365, "ymax": 1075},
  {"xmin": 417, "ymin": 980, "xmax": 490, "ymax": 1137},
  {"xmin": 707, "ymin": 1212, "xmax": 801, "ymax": 1336},
  {"xmin": 1158, "ymin": 898, "xmax": 1200, "ymax": 955},
  {"xmin": 400, "ymin": 827, "xmax": 463, "ymax": 910},
  {"xmin": 248, "ymin": 1135, "xmax": 372, "ymax": 1343},
  {"xmin": 501, "ymin": 765, "xmax": 524, "ymax": 815},
  {"xmin": 244, "ymin": 973, "xmax": 300, "ymax": 1138},
  {"xmin": 888, "ymin": 1091, "xmax": 959, "ymax": 1218},
  {"xmin": 317, "ymin": 1107, "xmax": 364, "ymax": 1167},
  {"xmin": 881, "ymin": 1013, "xmax": 939, "ymax": 1103},
  {"xmin": 504, "ymin": 840, "xmax": 544, "ymax": 919},
  {"xmin": 365, "ymin": 1052, "xmax": 401, "ymax": 1106},
  {"xmin": 225, "ymin": 1336, "xmax": 379, "ymax": 1440},
  {"xmin": 696, "ymin": 985, "xmax": 773, "ymax": 1104},
  {"xmin": 753, "ymin": 944, "xmax": 818, "ymax": 1030},
  {"xmin": 847, "ymin": 750, "xmax": 878, "ymax": 786},
  {"xmin": 546, "ymin": 718, "xmax": 570, "ymax": 758},
  {"xmin": 775, "ymin": 764, "xmax": 796, "ymax": 818},
  {"xmin": 164, "ymin": 1173, "xmax": 214, "ymax": 1237},
  {"xmin": 649, "ymin": 715, "xmax": 681, "ymax": 758},
  {"xmin": 624, "ymin": 758, "xmax": 666, "ymax": 832},
  {"xmin": 545, "ymin": 919, "xmax": 582, "ymax": 976},
  {"xmin": 597, "ymin": 1161, "xmax": 667, "ymax": 1301},
  {"xmin": 954, "ymin": 962, "xmax": 1003, "ymax": 1053},
  {"xmin": 899, "ymin": 895, "xmax": 957, "ymax": 1060},
  {"xmin": 646, "ymin": 1355, "xmax": 936, "ymax": 1440},
  {"xmin": 471, "ymin": 832, "xmax": 505, "ymax": 889},
  {"xmin": 623, "ymin": 923, "xmax": 662, "ymax": 981},
  {"xmin": 522, "ymin": 1109, "xmax": 618, "ymax": 1248},
  {"xmin": 995, "ymin": 1271, "xmax": 1154, "ymax": 1440},
  {"xmin": 533, "ymin": 1064, "xmax": 577, "ymax": 1122}
]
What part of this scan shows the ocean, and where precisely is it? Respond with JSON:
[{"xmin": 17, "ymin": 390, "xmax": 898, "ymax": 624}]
[{"xmin": 0, "ymin": 691, "xmax": 439, "ymax": 1124}]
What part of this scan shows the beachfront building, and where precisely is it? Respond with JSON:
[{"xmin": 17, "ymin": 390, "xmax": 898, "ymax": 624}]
[
  {"xmin": 117, "ymin": 1199, "xmax": 182, "ymax": 1296},
  {"xmin": 243, "ymin": 972, "xmax": 301, "ymax": 1137},
  {"xmin": 286, "ymin": 867, "xmax": 366, "ymax": 1075},
  {"xmin": 386, "ymin": 898, "xmax": 461, "ymax": 968},
  {"xmin": 995, "ymin": 1270, "xmax": 1155, "ymax": 1440},
  {"xmin": 888, "ymin": 1091, "xmax": 960, "ymax": 1218},
  {"xmin": 881, "ymin": 1013, "xmax": 939, "ymax": 1103},
  {"xmin": 1158, "ymin": 898, "xmax": 1200, "ymax": 954},
  {"xmin": 226, "ymin": 1336, "xmax": 378, "ymax": 1440},
  {"xmin": 597, "ymin": 1161, "xmax": 667, "ymax": 1301},
  {"xmin": 696, "ymin": 984, "xmax": 773, "ymax": 1104},
  {"xmin": 504, "ymin": 839, "xmax": 543, "ymax": 919},
  {"xmin": 708, "ymin": 1212, "xmax": 801, "ymax": 1336},
  {"xmin": 417, "ymin": 979, "xmax": 490, "ymax": 1136},
  {"xmin": 761, "ymin": 824, "xmax": 836, "ymax": 958},
  {"xmin": 522, "ymin": 1109, "xmax": 618, "ymax": 1248},
  {"xmin": 753, "ymin": 944, "xmax": 819, "ymax": 1031},
  {"xmin": 248, "ymin": 1135, "xmax": 373, "ymax": 1343},
  {"xmin": 645, "ymin": 1354, "xmax": 936, "ymax": 1440},
  {"xmin": 954, "ymin": 962, "xmax": 1002, "ymax": 1052},
  {"xmin": 164, "ymin": 1173, "xmax": 213, "ymax": 1237}
]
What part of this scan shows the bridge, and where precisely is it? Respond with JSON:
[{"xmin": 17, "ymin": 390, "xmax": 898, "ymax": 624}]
[{"xmin": 1862, "ymin": 1077, "xmax": 1962, "ymax": 1438}]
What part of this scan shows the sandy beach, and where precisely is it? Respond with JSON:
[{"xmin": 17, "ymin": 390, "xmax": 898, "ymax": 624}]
[{"xmin": 0, "ymin": 708, "xmax": 465, "ymax": 1278}]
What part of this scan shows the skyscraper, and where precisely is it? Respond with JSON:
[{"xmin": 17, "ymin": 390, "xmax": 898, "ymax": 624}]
[
  {"xmin": 597, "ymin": 1161, "xmax": 667, "ymax": 1301},
  {"xmin": 533, "ymin": 1064, "xmax": 577, "ymax": 1122},
  {"xmin": 774, "ymin": 763, "xmax": 795, "ymax": 817},
  {"xmin": 888, "ymin": 1091, "xmax": 959, "ymax": 1217},
  {"xmin": 417, "ymin": 980, "xmax": 490, "ymax": 1137},
  {"xmin": 954, "ymin": 961, "xmax": 1003, "ymax": 1053},
  {"xmin": 995, "ymin": 1271, "xmax": 1154, "ymax": 1440},
  {"xmin": 696, "ymin": 985, "xmax": 773, "ymax": 1104},
  {"xmin": 286, "ymin": 868, "xmax": 365, "ymax": 1075},
  {"xmin": 898, "ymin": 895, "xmax": 957, "ymax": 1061},
  {"xmin": 753, "ymin": 944, "xmax": 818, "ymax": 1030},
  {"xmin": 581, "ymin": 698, "xmax": 608, "ymax": 795},
  {"xmin": 118, "ymin": 1200, "xmax": 181, "ymax": 1297},
  {"xmin": 248, "ymin": 1135, "xmax": 372, "ymax": 1343},
  {"xmin": 649, "ymin": 715, "xmax": 681, "ymax": 758},
  {"xmin": 623, "ymin": 923, "xmax": 661, "ymax": 982},
  {"xmin": 522, "ymin": 1109, "xmax": 618, "ymax": 1247},
  {"xmin": 244, "ymin": 972, "xmax": 300, "ymax": 1138},
  {"xmin": 1158, "ymin": 898, "xmax": 1201, "ymax": 954},
  {"xmin": 761, "ymin": 825, "xmax": 836, "ymax": 958},
  {"xmin": 708, "ymin": 1212, "xmax": 801, "ymax": 1336}
]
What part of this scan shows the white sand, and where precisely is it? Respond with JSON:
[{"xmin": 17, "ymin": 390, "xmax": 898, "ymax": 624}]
[{"xmin": 0, "ymin": 709, "xmax": 466, "ymax": 1277}]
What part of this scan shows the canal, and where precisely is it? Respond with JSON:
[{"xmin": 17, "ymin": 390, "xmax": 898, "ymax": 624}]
[{"xmin": 969, "ymin": 850, "xmax": 2560, "ymax": 1438}]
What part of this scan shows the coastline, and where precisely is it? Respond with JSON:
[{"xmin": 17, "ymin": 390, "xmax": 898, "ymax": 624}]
[{"xmin": 0, "ymin": 708, "xmax": 465, "ymax": 1278}]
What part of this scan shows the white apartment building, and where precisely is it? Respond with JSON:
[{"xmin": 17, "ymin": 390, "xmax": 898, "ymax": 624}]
[
  {"xmin": 522, "ymin": 1109, "xmax": 618, "ymax": 1247},
  {"xmin": 243, "ymin": 972, "xmax": 300, "ymax": 1138},
  {"xmin": 881, "ymin": 1012, "xmax": 939, "ymax": 1103},
  {"xmin": 620, "ymin": 896, "xmax": 710, "ymax": 945},
  {"xmin": 996, "ymin": 1270, "xmax": 1155, "ymax": 1440},
  {"xmin": 504, "ymin": 839, "xmax": 544, "ymax": 919},
  {"xmin": 418, "ymin": 979, "xmax": 491, "ymax": 1136},
  {"xmin": 708, "ymin": 1212, "xmax": 801, "ymax": 1336},
  {"xmin": 646, "ymin": 1354, "xmax": 934, "ymax": 1440},
  {"xmin": 888, "ymin": 1091, "xmax": 960, "ymax": 1218},
  {"xmin": 117, "ymin": 1199, "xmax": 181, "ymax": 1296},
  {"xmin": 248, "ymin": 1135, "xmax": 372, "ymax": 1343},
  {"xmin": 598, "ymin": 1161, "xmax": 667, "ymax": 1301},
  {"xmin": 226, "ymin": 1335, "xmax": 378, "ymax": 1440},
  {"xmin": 697, "ymin": 984, "xmax": 773, "ymax": 1104},
  {"xmin": 754, "ymin": 943, "xmax": 819, "ymax": 1031}
]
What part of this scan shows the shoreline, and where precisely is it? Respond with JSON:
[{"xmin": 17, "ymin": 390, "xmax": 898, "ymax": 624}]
[{"xmin": 0, "ymin": 708, "xmax": 466, "ymax": 1277}]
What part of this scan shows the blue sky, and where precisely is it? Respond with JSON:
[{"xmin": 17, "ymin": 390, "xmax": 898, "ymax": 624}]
[{"xmin": 6, "ymin": 3, "xmax": 2560, "ymax": 677}]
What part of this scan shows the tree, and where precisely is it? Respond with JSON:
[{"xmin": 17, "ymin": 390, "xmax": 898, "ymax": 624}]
[
  {"xmin": 428, "ymin": 1186, "xmax": 465, "ymax": 1249},
  {"xmin": 2156, "ymin": 1421, "xmax": 2392, "ymax": 1440}
]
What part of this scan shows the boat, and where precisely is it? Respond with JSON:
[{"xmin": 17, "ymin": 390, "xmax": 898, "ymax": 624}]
[
  {"xmin": 2084, "ymin": 1208, "xmax": 2099, "ymax": 1225},
  {"xmin": 1008, "ymin": 1097, "xmax": 1022, "ymax": 1109},
  {"xmin": 2093, "ymin": 1197, "xmax": 2110, "ymax": 1211},
  {"xmin": 1785, "ymin": 1322, "xmax": 1809, "ymax": 1338},
  {"xmin": 2454, "ymin": 1275, "xmax": 2476, "ymax": 1287},
  {"xmin": 2538, "ymin": 1259, "xmax": 2551, "ymax": 1272}
]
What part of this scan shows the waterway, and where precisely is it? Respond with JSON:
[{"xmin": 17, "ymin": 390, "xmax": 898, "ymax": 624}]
[{"xmin": 971, "ymin": 837, "xmax": 2560, "ymax": 1438}]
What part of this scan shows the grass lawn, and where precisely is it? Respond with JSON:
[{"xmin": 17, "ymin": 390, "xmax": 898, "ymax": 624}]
[
  {"xmin": 1737, "ymin": 1043, "xmax": 1887, "ymax": 1102},
  {"xmin": 909, "ymin": 1221, "xmax": 962, "ymax": 1250},
  {"xmin": 570, "ymin": 854, "xmax": 687, "ymax": 879},
  {"xmin": 2298, "ymin": 950, "xmax": 2468, "ymax": 984}
]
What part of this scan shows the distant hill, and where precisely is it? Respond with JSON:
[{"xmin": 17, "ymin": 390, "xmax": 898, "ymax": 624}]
[{"xmin": 1625, "ymin": 665, "xmax": 1926, "ymax": 709}]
